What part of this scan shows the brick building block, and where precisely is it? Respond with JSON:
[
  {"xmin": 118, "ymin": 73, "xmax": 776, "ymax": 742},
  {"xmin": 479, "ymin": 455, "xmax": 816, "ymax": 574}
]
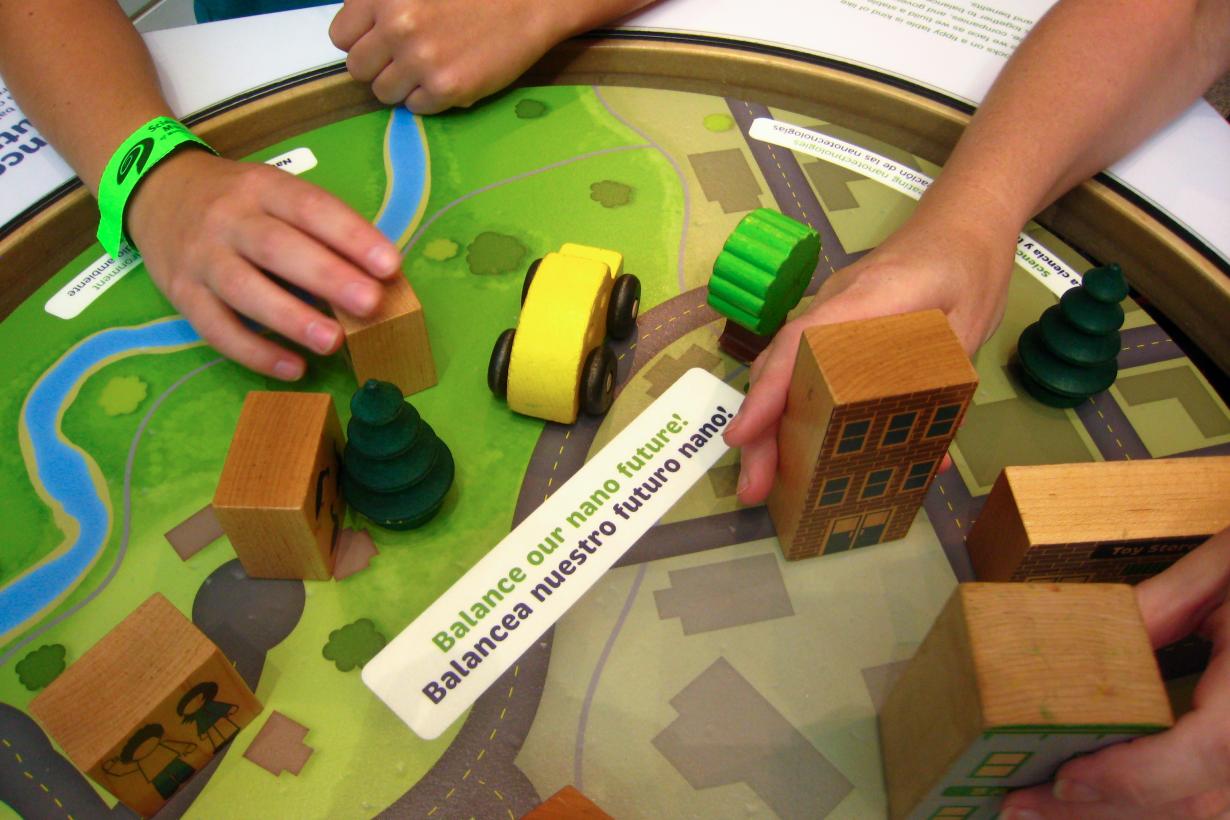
[{"xmin": 967, "ymin": 456, "xmax": 1230, "ymax": 582}]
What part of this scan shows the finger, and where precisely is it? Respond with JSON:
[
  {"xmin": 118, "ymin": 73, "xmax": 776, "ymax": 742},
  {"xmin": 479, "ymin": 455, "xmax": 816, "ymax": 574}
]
[
  {"xmin": 231, "ymin": 215, "xmax": 383, "ymax": 317},
  {"xmin": 1003, "ymin": 780, "xmax": 1230, "ymax": 819},
  {"xmin": 1136, "ymin": 526, "xmax": 1230, "ymax": 648},
  {"xmin": 735, "ymin": 427, "xmax": 779, "ymax": 505},
  {"xmin": 170, "ymin": 279, "xmax": 305, "ymax": 380},
  {"xmin": 328, "ymin": 0, "xmax": 376, "ymax": 51},
  {"xmin": 405, "ymin": 84, "xmax": 451, "ymax": 115},
  {"xmin": 939, "ymin": 453, "xmax": 954, "ymax": 473},
  {"xmin": 723, "ymin": 326, "xmax": 803, "ymax": 447},
  {"xmin": 344, "ymin": 29, "xmax": 394, "ymax": 84},
  {"xmin": 1046, "ymin": 704, "xmax": 1230, "ymax": 813},
  {"xmin": 371, "ymin": 61, "xmax": 419, "ymax": 108},
  {"xmin": 258, "ymin": 170, "xmax": 401, "ymax": 280},
  {"xmin": 206, "ymin": 258, "xmax": 343, "ymax": 356}
]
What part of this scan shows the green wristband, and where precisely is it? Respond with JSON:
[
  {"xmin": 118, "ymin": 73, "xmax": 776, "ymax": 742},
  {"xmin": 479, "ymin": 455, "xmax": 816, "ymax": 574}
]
[{"xmin": 96, "ymin": 116, "xmax": 216, "ymax": 257}]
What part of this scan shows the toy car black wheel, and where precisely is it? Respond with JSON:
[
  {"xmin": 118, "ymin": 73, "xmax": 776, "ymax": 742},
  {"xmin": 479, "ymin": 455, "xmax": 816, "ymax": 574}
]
[
  {"xmin": 607, "ymin": 274, "xmax": 641, "ymax": 340},
  {"xmin": 521, "ymin": 258, "xmax": 542, "ymax": 305},
  {"xmin": 580, "ymin": 344, "xmax": 617, "ymax": 416},
  {"xmin": 488, "ymin": 328, "xmax": 516, "ymax": 397}
]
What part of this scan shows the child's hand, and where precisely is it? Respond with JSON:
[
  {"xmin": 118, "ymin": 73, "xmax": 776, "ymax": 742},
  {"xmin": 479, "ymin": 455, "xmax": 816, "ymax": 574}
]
[
  {"xmin": 722, "ymin": 224, "xmax": 1012, "ymax": 504},
  {"xmin": 126, "ymin": 150, "xmax": 402, "ymax": 380},
  {"xmin": 328, "ymin": 0, "xmax": 569, "ymax": 114},
  {"xmin": 1001, "ymin": 526, "xmax": 1230, "ymax": 820}
]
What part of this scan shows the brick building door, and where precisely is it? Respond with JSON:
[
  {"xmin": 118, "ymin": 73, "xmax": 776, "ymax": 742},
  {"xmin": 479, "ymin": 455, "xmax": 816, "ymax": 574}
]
[{"xmin": 823, "ymin": 509, "xmax": 894, "ymax": 554}]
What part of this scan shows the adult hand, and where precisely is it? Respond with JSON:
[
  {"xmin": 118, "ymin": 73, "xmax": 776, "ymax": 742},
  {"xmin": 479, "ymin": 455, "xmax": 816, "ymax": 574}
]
[
  {"xmin": 126, "ymin": 150, "xmax": 401, "ymax": 380},
  {"xmin": 1001, "ymin": 526, "xmax": 1230, "ymax": 820},
  {"xmin": 330, "ymin": 0, "xmax": 567, "ymax": 114},
  {"xmin": 722, "ymin": 222, "xmax": 1012, "ymax": 504}
]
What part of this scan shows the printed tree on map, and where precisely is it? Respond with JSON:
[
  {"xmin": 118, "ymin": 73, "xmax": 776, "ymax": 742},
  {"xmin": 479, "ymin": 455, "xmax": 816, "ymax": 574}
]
[
  {"xmin": 341, "ymin": 380, "xmax": 455, "ymax": 530},
  {"xmin": 706, "ymin": 208, "xmax": 821, "ymax": 363},
  {"xmin": 1015, "ymin": 263, "xmax": 1128, "ymax": 407}
]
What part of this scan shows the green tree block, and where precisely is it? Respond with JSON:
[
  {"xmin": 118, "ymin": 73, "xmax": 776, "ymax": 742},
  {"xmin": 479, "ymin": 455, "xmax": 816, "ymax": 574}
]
[
  {"xmin": 1018, "ymin": 323, "xmax": 1118, "ymax": 398},
  {"xmin": 1038, "ymin": 306, "xmax": 1120, "ymax": 366},
  {"xmin": 348, "ymin": 406, "xmax": 421, "ymax": 459},
  {"xmin": 1082, "ymin": 263, "xmax": 1129, "ymax": 303},
  {"xmin": 352, "ymin": 379, "xmax": 406, "ymax": 425},
  {"xmin": 344, "ymin": 425, "xmax": 441, "ymax": 493},
  {"xmin": 322, "ymin": 619, "xmax": 387, "ymax": 672},
  {"xmin": 15, "ymin": 644, "xmax": 67, "ymax": 691},
  {"xmin": 1060, "ymin": 287, "xmax": 1125, "ymax": 335},
  {"xmin": 707, "ymin": 208, "xmax": 820, "ymax": 335},
  {"xmin": 343, "ymin": 440, "xmax": 455, "ymax": 530}
]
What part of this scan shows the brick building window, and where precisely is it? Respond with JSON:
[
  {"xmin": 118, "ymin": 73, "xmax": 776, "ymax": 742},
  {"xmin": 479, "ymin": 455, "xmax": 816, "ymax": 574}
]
[
  {"xmin": 925, "ymin": 404, "xmax": 961, "ymax": 438},
  {"xmin": 881, "ymin": 412, "xmax": 916, "ymax": 446},
  {"xmin": 971, "ymin": 751, "xmax": 1032, "ymax": 778},
  {"xmin": 902, "ymin": 460, "xmax": 936, "ymax": 491},
  {"xmin": 818, "ymin": 476, "xmax": 851, "ymax": 507},
  {"xmin": 861, "ymin": 468, "xmax": 895, "ymax": 499},
  {"xmin": 835, "ymin": 419, "xmax": 870, "ymax": 454}
]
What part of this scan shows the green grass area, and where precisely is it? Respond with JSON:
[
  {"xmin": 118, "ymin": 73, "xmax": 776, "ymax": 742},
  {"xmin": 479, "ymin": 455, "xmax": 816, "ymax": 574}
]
[{"xmin": 1, "ymin": 86, "xmax": 685, "ymax": 814}]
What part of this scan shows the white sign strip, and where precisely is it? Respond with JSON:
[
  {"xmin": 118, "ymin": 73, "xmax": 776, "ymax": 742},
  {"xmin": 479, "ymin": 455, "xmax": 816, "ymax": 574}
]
[
  {"xmin": 363, "ymin": 368, "xmax": 744, "ymax": 739},
  {"xmin": 748, "ymin": 117, "xmax": 1081, "ymax": 295},
  {"xmin": 43, "ymin": 148, "xmax": 320, "ymax": 320}
]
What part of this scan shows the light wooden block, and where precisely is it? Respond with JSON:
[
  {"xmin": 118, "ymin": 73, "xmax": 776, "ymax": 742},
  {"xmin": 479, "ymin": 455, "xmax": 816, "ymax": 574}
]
[
  {"xmin": 523, "ymin": 785, "xmax": 613, "ymax": 819},
  {"xmin": 879, "ymin": 583, "xmax": 1172, "ymax": 820},
  {"xmin": 29, "ymin": 594, "xmax": 262, "ymax": 817},
  {"xmin": 337, "ymin": 275, "xmax": 436, "ymax": 397},
  {"xmin": 967, "ymin": 456, "xmax": 1230, "ymax": 582},
  {"xmin": 213, "ymin": 391, "xmax": 345, "ymax": 580},
  {"xmin": 768, "ymin": 310, "xmax": 978, "ymax": 559}
]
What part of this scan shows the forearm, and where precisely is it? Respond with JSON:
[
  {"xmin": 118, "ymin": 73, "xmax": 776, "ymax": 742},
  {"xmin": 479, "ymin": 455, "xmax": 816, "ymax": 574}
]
[
  {"xmin": 0, "ymin": 0, "xmax": 172, "ymax": 196},
  {"xmin": 916, "ymin": 0, "xmax": 1230, "ymax": 245}
]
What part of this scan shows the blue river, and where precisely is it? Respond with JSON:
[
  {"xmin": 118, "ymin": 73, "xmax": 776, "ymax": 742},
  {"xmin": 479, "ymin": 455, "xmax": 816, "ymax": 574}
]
[{"xmin": 0, "ymin": 108, "xmax": 426, "ymax": 638}]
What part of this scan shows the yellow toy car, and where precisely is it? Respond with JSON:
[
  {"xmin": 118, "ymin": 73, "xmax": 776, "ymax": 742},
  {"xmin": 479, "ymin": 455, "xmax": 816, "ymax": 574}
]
[{"xmin": 488, "ymin": 243, "xmax": 640, "ymax": 424}]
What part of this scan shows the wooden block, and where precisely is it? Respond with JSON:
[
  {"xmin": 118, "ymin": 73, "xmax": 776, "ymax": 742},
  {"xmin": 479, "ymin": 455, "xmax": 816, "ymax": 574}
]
[
  {"xmin": 336, "ymin": 275, "xmax": 437, "ymax": 397},
  {"xmin": 29, "ymin": 594, "xmax": 262, "ymax": 817},
  {"xmin": 768, "ymin": 310, "xmax": 978, "ymax": 560},
  {"xmin": 523, "ymin": 785, "xmax": 613, "ymax": 819},
  {"xmin": 213, "ymin": 391, "xmax": 345, "ymax": 580},
  {"xmin": 967, "ymin": 456, "xmax": 1230, "ymax": 582},
  {"xmin": 879, "ymin": 583, "xmax": 1172, "ymax": 820}
]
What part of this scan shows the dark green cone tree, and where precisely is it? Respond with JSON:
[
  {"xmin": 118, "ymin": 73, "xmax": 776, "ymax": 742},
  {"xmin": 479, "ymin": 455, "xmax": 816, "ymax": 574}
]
[
  {"xmin": 1016, "ymin": 263, "xmax": 1129, "ymax": 407},
  {"xmin": 341, "ymin": 380, "xmax": 454, "ymax": 530}
]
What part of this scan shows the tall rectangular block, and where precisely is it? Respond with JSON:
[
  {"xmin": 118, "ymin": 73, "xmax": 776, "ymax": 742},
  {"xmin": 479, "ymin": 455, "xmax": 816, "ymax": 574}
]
[
  {"xmin": 214, "ymin": 391, "xmax": 345, "ymax": 580},
  {"xmin": 768, "ymin": 310, "xmax": 978, "ymax": 559},
  {"xmin": 337, "ymin": 275, "xmax": 436, "ymax": 397}
]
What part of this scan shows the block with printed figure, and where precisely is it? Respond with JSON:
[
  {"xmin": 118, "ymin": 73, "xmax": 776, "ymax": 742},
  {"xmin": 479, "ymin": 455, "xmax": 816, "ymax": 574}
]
[
  {"xmin": 967, "ymin": 456, "xmax": 1230, "ymax": 583},
  {"xmin": 336, "ymin": 274, "xmax": 437, "ymax": 397},
  {"xmin": 767, "ymin": 310, "xmax": 978, "ymax": 560},
  {"xmin": 213, "ymin": 391, "xmax": 345, "ymax": 580},
  {"xmin": 878, "ymin": 583, "xmax": 1172, "ymax": 820},
  {"xmin": 28, "ymin": 594, "xmax": 262, "ymax": 817}
]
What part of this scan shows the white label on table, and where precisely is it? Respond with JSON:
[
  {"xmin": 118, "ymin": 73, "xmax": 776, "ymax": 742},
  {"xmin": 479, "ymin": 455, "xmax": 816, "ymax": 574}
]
[
  {"xmin": 363, "ymin": 368, "xmax": 745, "ymax": 739},
  {"xmin": 749, "ymin": 117, "xmax": 1082, "ymax": 296},
  {"xmin": 43, "ymin": 147, "xmax": 319, "ymax": 320}
]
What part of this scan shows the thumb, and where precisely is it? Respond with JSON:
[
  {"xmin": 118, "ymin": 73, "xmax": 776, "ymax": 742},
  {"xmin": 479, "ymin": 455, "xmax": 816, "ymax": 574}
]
[{"xmin": 1136, "ymin": 526, "xmax": 1230, "ymax": 648}]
